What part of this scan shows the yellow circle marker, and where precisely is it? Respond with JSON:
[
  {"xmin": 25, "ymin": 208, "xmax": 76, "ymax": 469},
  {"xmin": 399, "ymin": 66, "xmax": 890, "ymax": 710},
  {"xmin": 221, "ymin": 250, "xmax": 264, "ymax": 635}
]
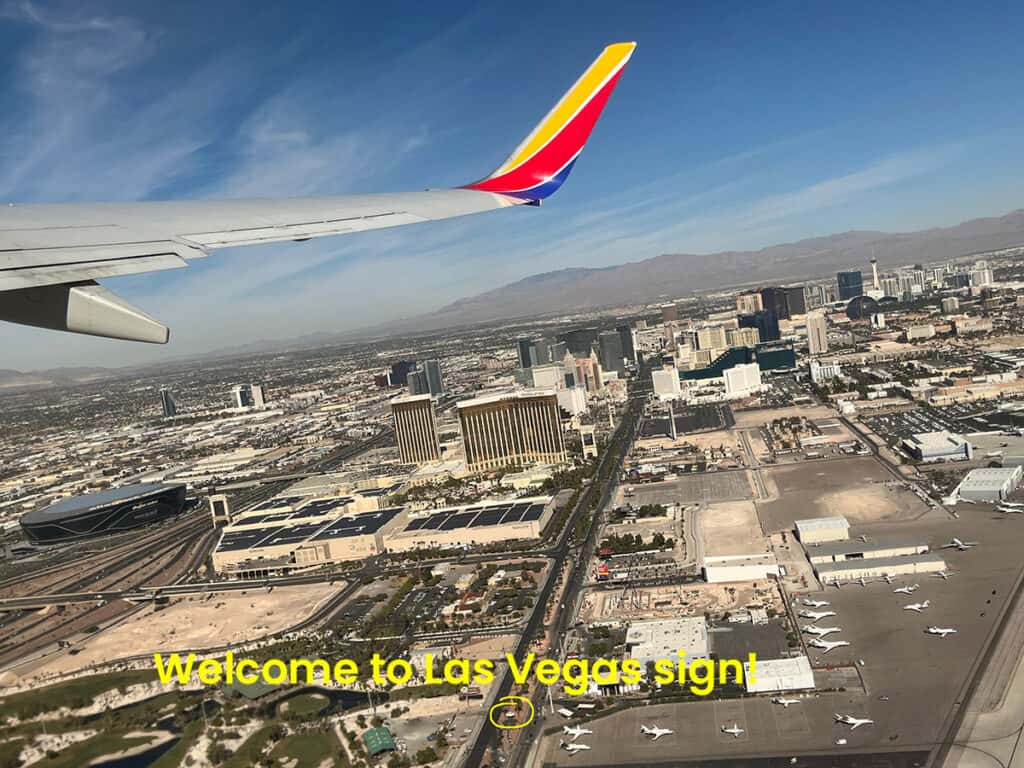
[{"xmin": 489, "ymin": 695, "xmax": 535, "ymax": 729}]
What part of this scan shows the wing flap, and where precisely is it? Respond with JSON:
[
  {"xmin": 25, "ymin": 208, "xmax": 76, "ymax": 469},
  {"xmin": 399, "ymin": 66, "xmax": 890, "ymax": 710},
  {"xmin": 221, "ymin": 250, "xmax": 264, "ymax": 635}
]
[{"xmin": 0, "ymin": 242, "xmax": 190, "ymax": 291}]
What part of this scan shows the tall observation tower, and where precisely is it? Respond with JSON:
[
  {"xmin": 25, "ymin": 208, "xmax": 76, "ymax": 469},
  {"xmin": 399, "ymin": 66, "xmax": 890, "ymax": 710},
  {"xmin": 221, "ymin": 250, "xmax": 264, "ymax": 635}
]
[{"xmin": 870, "ymin": 255, "xmax": 880, "ymax": 291}]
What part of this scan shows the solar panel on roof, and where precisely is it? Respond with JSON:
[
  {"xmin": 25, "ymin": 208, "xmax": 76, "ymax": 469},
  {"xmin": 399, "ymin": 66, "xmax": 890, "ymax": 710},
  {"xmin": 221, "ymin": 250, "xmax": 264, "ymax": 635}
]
[
  {"xmin": 441, "ymin": 512, "xmax": 475, "ymax": 530},
  {"xmin": 470, "ymin": 509, "xmax": 505, "ymax": 527},
  {"xmin": 522, "ymin": 504, "xmax": 544, "ymax": 522},
  {"xmin": 422, "ymin": 515, "xmax": 446, "ymax": 530},
  {"xmin": 500, "ymin": 508, "xmax": 525, "ymax": 524},
  {"xmin": 405, "ymin": 518, "xmax": 427, "ymax": 531}
]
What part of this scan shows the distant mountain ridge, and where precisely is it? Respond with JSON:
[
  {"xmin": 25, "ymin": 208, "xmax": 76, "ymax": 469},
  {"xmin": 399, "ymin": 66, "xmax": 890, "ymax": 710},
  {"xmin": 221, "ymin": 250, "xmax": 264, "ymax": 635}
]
[{"xmin": 423, "ymin": 208, "xmax": 1024, "ymax": 326}]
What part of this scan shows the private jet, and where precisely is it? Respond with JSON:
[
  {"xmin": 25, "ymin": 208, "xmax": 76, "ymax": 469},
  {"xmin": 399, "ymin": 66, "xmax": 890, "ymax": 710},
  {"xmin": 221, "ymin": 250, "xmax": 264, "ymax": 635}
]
[
  {"xmin": 942, "ymin": 538, "xmax": 977, "ymax": 551},
  {"xmin": 858, "ymin": 534, "xmax": 871, "ymax": 543},
  {"xmin": 927, "ymin": 626, "xmax": 958, "ymax": 638},
  {"xmin": 560, "ymin": 741, "xmax": 592, "ymax": 755},
  {"xmin": 802, "ymin": 598, "xmax": 830, "ymax": 608},
  {"xmin": 904, "ymin": 600, "xmax": 930, "ymax": 613},
  {"xmin": 882, "ymin": 573, "xmax": 896, "ymax": 584},
  {"xmin": 934, "ymin": 570, "xmax": 956, "ymax": 581},
  {"xmin": 893, "ymin": 584, "xmax": 920, "ymax": 595},
  {"xmin": 799, "ymin": 610, "xmax": 837, "ymax": 622},
  {"xmin": 835, "ymin": 714, "xmax": 875, "ymax": 729},
  {"xmin": 772, "ymin": 697, "xmax": 801, "ymax": 708},
  {"xmin": 803, "ymin": 625, "xmax": 843, "ymax": 637},
  {"xmin": 640, "ymin": 725, "xmax": 674, "ymax": 741},
  {"xmin": 721, "ymin": 724, "xmax": 745, "ymax": 738},
  {"xmin": 809, "ymin": 638, "xmax": 851, "ymax": 654},
  {"xmin": 563, "ymin": 725, "xmax": 593, "ymax": 742}
]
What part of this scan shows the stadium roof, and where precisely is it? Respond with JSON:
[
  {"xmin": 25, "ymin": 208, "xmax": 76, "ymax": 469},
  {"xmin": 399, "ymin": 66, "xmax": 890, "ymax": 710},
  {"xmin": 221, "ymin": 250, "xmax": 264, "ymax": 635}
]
[{"xmin": 21, "ymin": 483, "xmax": 181, "ymax": 525}]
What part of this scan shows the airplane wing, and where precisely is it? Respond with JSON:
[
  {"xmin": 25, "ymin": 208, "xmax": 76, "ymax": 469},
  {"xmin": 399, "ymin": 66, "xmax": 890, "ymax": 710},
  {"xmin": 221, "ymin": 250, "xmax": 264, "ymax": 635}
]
[{"xmin": 0, "ymin": 42, "xmax": 636, "ymax": 343}]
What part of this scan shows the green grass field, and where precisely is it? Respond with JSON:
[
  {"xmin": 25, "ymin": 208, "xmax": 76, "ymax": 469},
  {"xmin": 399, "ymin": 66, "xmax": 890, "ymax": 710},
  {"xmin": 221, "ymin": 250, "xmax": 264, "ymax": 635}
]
[
  {"xmin": 0, "ymin": 669, "xmax": 158, "ymax": 721},
  {"xmin": 269, "ymin": 731, "xmax": 345, "ymax": 768},
  {"xmin": 30, "ymin": 732, "xmax": 156, "ymax": 768},
  {"xmin": 221, "ymin": 723, "xmax": 285, "ymax": 768},
  {"xmin": 280, "ymin": 692, "xmax": 330, "ymax": 718}
]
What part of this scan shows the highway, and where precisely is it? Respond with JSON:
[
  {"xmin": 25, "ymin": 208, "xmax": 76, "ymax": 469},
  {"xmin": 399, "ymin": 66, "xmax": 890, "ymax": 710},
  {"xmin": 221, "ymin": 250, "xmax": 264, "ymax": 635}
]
[{"xmin": 460, "ymin": 385, "xmax": 644, "ymax": 768}]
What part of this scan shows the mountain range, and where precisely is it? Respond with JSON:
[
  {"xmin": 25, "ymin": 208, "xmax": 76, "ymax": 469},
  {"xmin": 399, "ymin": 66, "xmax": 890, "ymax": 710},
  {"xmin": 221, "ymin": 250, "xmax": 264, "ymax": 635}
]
[{"xmin": 4, "ymin": 207, "xmax": 1024, "ymax": 385}]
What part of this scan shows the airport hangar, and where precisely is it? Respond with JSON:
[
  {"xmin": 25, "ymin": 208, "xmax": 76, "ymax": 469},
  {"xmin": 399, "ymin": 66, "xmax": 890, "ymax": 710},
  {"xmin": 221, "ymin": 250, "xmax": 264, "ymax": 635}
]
[
  {"xmin": 805, "ymin": 538, "xmax": 946, "ymax": 582},
  {"xmin": 211, "ymin": 495, "xmax": 555, "ymax": 578},
  {"xmin": 20, "ymin": 482, "xmax": 187, "ymax": 544}
]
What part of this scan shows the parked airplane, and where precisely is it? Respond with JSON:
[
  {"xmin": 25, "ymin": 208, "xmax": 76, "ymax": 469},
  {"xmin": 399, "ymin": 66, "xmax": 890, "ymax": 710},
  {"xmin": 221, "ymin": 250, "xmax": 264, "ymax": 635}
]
[
  {"xmin": 934, "ymin": 570, "xmax": 956, "ymax": 580},
  {"xmin": 942, "ymin": 538, "xmax": 977, "ymax": 551},
  {"xmin": 809, "ymin": 638, "xmax": 850, "ymax": 654},
  {"xmin": 0, "ymin": 43, "xmax": 637, "ymax": 343},
  {"xmin": 904, "ymin": 600, "xmax": 930, "ymax": 613},
  {"xmin": 996, "ymin": 505, "xmax": 1024, "ymax": 514},
  {"xmin": 560, "ymin": 741, "xmax": 592, "ymax": 755},
  {"xmin": 563, "ymin": 725, "xmax": 593, "ymax": 742},
  {"xmin": 803, "ymin": 625, "xmax": 843, "ymax": 637},
  {"xmin": 893, "ymin": 584, "xmax": 920, "ymax": 595},
  {"xmin": 927, "ymin": 626, "xmax": 958, "ymax": 638},
  {"xmin": 640, "ymin": 725, "xmax": 674, "ymax": 741},
  {"xmin": 802, "ymin": 598, "xmax": 830, "ymax": 608},
  {"xmin": 998, "ymin": 501, "xmax": 1024, "ymax": 508},
  {"xmin": 721, "ymin": 723, "xmax": 745, "ymax": 738},
  {"xmin": 835, "ymin": 714, "xmax": 875, "ymax": 729},
  {"xmin": 858, "ymin": 534, "xmax": 871, "ymax": 543},
  {"xmin": 772, "ymin": 697, "xmax": 801, "ymax": 708},
  {"xmin": 854, "ymin": 576, "xmax": 869, "ymax": 587},
  {"xmin": 882, "ymin": 573, "xmax": 896, "ymax": 584},
  {"xmin": 799, "ymin": 610, "xmax": 837, "ymax": 622}
]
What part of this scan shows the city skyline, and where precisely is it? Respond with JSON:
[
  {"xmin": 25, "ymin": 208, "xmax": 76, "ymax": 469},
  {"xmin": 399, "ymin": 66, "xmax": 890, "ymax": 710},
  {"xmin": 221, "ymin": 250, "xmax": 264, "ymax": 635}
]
[{"xmin": 6, "ymin": 2, "xmax": 1024, "ymax": 370}]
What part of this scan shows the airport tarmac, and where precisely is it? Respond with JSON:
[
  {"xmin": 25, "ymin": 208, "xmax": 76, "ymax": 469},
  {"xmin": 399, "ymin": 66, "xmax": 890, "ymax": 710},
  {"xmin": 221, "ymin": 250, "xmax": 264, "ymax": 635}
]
[
  {"xmin": 539, "ymin": 505, "xmax": 1024, "ymax": 766},
  {"xmin": 756, "ymin": 456, "xmax": 929, "ymax": 533}
]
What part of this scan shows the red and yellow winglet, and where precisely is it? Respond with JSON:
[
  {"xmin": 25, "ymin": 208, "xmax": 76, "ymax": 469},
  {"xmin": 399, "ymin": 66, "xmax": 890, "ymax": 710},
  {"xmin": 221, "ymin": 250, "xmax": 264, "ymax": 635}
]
[{"xmin": 464, "ymin": 42, "xmax": 636, "ymax": 201}]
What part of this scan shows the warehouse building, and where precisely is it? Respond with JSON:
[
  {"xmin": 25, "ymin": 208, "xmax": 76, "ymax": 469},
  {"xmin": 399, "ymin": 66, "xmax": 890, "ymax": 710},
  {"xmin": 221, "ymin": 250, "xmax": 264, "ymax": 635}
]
[
  {"xmin": 794, "ymin": 516, "xmax": 850, "ymax": 544},
  {"xmin": 626, "ymin": 617, "xmax": 708, "ymax": 669},
  {"xmin": 743, "ymin": 656, "xmax": 815, "ymax": 694},
  {"xmin": 902, "ymin": 431, "xmax": 972, "ymax": 462},
  {"xmin": 806, "ymin": 538, "xmax": 929, "ymax": 565},
  {"xmin": 383, "ymin": 496, "xmax": 554, "ymax": 552},
  {"xmin": 815, "ymin": 553, "xmax": 947, "ymax": 583},
  {"xmin": 703, "ymin": 554, "xmax": 780, "ymax": 584},
  {"xmin": 956, "ymin": 466, "xmax": 1023, "ymax": 502}
]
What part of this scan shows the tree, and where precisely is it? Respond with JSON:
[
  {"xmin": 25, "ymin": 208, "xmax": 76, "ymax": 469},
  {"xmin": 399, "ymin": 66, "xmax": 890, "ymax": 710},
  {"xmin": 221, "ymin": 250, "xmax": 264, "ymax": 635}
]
[{"xmin": 415, "ymin": 746, "xmax": 439, "ymax": 764}]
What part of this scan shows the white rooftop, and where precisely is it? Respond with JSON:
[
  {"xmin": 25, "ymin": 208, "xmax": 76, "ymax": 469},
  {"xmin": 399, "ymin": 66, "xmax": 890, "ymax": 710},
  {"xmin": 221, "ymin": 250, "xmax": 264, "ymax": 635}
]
[{"xmin": 795, "ymin": 516, "xmax": 850, "ymax": 532}]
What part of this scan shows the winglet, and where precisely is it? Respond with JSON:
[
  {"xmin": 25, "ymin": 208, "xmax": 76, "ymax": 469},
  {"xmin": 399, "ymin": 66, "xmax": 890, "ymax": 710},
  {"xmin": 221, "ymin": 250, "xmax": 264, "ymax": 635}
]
[{"xmin": 464, "ymin": 42, "xmax": 636, "ymax": 201}]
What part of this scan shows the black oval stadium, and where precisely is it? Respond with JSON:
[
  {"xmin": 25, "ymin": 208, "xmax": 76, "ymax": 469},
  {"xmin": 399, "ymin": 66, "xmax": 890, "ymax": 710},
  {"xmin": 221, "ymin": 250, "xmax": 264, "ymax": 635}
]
[{"xmin": 20, "ymin": 483, "xmax": 187, "ymax": 544}]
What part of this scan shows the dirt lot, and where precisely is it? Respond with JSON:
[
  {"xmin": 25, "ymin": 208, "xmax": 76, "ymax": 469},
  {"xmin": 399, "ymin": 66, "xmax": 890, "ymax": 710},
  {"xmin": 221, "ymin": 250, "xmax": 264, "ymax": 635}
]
[
  {"xmin": 582, "ymin": 582, "xmax": 780, "ymax": 623},
  {"xmin": 18, "ymin": 583, "xmax": 343, "ymax": 682},
  {"xmin": 701, "ymin": 501, "xmax": 769, "ymax": 558},
  {"xmin": 731, "ymin": 405, "xmax": 839, "ymax": 429},
  {"xmin": 756, "ymin": 456, "xmax": 931, "ymax": 534}
]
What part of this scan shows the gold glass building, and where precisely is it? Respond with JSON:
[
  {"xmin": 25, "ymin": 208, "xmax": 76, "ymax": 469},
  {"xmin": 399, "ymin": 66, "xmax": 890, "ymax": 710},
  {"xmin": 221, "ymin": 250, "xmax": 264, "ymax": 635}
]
[
  {"xmin": 457, "ymin": 390, "xmax": 566, "ymax": 472},
  {"xmin": 391, "ymin": 394, "xmax": 441, "ymax": 465}
]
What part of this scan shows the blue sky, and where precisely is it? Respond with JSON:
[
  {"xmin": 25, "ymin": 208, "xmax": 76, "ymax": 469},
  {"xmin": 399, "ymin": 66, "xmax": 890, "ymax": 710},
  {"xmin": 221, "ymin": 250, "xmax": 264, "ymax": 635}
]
[{"xmin": 4, "ymin": 1, "xmax": 1024, "ymax": 369}]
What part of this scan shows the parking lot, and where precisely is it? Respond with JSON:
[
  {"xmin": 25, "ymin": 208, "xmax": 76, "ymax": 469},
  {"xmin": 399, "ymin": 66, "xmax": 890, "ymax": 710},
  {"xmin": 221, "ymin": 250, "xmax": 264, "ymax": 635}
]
[{"xmin": 627, "ymin": 472, "xmax": 753, "ymax": 506}]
